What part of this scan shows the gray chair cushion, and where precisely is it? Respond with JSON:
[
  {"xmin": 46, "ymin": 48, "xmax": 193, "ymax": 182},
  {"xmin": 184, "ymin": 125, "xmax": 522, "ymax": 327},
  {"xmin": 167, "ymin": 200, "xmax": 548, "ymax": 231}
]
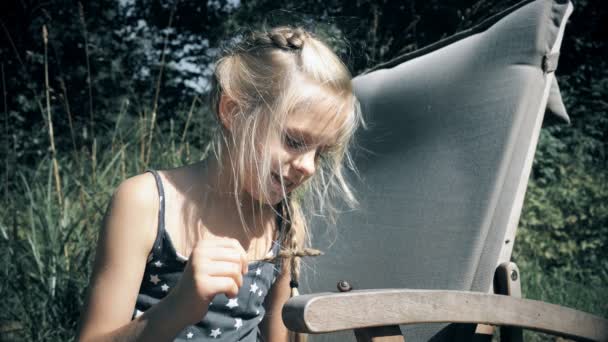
[{"xmin": 301, "ymin": 0, "xmax": 573, "ymax": 341}]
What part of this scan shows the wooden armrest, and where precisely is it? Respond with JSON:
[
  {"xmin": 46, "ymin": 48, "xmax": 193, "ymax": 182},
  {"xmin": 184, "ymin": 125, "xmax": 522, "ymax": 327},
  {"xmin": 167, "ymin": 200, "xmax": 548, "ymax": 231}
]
[{"xmin": 282, "ymin": 289, "xmax": 608, "ymax": 341}]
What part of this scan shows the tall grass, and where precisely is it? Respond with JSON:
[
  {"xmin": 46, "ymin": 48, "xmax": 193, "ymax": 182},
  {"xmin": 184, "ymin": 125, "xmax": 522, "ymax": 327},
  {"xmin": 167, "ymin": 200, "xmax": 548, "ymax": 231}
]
[
  {"xmin": 0, "ymin": 97, "xmax": 211, "ymax": 340},
  {"xmin": 514, "ymin": 259, "xmax": 608, "ymax": 341},
  {"xmin": 0, "ymin": 20, "xmax": 212, "ymax": 339}
]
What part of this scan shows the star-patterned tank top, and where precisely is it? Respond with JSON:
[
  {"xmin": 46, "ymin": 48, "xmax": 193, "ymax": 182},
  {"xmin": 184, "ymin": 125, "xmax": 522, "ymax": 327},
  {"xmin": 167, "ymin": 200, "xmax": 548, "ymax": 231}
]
[{"xmin": 132, "ymin": 170, "xmax": 285, "ymax": 341}]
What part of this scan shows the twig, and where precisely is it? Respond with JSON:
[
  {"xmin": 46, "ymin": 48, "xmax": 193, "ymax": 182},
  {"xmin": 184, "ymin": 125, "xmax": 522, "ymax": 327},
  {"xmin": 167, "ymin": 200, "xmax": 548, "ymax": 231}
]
[
  {"xmin": 78, "ymin": 3, "xmax": 95, "ymax": 141},
  {"xmin": 92, "ymin": 137, "xmax": 97, "ymax": 185},
  {"xmin": 42, "ymin": 16, "xmax": 85, "ymax": 186},
  {"xmin": 58, "ymin": 78, "xmax": 81, "ymax": 171},
  {"xmin": 11, "ymin": 134, "xmax": 17, "ymax": 240},
  {"xmin": 2, "ymin": 64, "xmax": 8, "ymax": 203},
  {"xmin": 78, "ymin": 3, "xmax": 98, "ymax": 184},
  {"xmin": 43, "ymin": 25, "xmax": 63, "ymax": 207},
  {"xmin": 170, "ymin": 118, "xmax": 175, "ymax": 161},
  {"xmin": 258, "ymin": 248, "xmax": 323, "ymax": 264},
  {"xmin": 145, "ymin": 6, "xmax": 176, "ymax": 166},
  {"xmin": 120, "ymin": 147, "xmax": 126, "ymax": 181},
  {"xmin": 0, "ymin": 20, "xmax": 25, "ymax": 67},
  {"xmin": 177, "ymin": 96, "xmax": 199, "ymax": 156},
  {"xmin": 111, "ymin": 99, "xmax": 129, "ymax": 154},
  {"xmin": 139, "ymin": 110, "xmax": 146, "ymax": 168}
]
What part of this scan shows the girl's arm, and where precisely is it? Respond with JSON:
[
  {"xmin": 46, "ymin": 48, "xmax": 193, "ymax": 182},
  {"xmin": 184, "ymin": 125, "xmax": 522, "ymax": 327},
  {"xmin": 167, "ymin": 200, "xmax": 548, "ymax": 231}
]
[
  {"xmin": 76, "ymin": 174, "xmax": 191, "ymax": 341},
  {"xmin": 77, "ymin": 173, "xmax": 249, "ymax": 342}
]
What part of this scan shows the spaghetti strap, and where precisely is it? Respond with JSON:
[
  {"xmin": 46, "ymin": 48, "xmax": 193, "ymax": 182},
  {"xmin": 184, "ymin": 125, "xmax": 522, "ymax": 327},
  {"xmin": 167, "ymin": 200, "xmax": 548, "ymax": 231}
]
[
  {"xmin": 134, "ymin": 173, "xmax": 282, "ymax": 341},
  {"xmin": 146, "ymin": 169, "xmax": 166, "ymax": 251}
]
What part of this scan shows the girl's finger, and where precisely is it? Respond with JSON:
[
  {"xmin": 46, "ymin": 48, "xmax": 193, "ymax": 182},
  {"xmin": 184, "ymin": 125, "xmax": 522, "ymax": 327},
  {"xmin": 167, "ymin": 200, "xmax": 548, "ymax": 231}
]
[
  {"xmin": 201, "ymin": 239, "xmax": 249, "ymax": 274},
  {"xmin": 201, "ymin": 261, "xmax": 244, "ymax": 287},
  {"xmin": 199, "ymin": 240, "xmax": 248, "ymax": 274},
  {"xmin": 202, "ymin": 247, "xmax": 244, "ymax": 263},
  {"xmin": 207, "ymin": 276, "xmax": 240, "ymax": 299}
]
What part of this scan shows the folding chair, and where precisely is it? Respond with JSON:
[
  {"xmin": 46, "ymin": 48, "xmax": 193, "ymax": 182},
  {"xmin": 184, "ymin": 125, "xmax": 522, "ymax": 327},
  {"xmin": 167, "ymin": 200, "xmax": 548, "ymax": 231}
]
[{"xmin": 282, "ymin": 0, "xmax": 608, "ymax": 340}]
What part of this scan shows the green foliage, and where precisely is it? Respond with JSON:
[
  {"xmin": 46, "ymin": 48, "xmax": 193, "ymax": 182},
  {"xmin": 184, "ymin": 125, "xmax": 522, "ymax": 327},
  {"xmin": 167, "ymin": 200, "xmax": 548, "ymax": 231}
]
[
  {"xmin": 517, "ymin": 162, "xmax": 608, "ymax": 278},
  {"xmin": 497, "ymin": 259, "xmax": 608, "ymax": 342},
  {"xmin": 0, "ymin": 102, "xmax": 211, "ymax": 340},
  {"xmin": 515, "ymin": 67, "xmax": 608, "ymax": 283},
  {"xmin": 0, "ymin": 159, "xmax": 100, "ymax": 340}
]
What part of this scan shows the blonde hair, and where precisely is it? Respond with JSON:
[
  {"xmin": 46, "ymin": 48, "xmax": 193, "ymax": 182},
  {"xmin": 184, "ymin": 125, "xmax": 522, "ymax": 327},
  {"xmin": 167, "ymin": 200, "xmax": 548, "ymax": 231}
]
[{"xmin": 209, "ymin": 26, "xmax": 363, "ymax": 288}]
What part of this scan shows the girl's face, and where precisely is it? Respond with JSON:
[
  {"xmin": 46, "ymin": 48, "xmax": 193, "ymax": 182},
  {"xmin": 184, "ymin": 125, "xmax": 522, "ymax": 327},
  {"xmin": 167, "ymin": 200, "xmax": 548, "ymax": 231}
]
[{"xmin": 244, "ymin": 104, "xmax": 344, "ymax": 206}]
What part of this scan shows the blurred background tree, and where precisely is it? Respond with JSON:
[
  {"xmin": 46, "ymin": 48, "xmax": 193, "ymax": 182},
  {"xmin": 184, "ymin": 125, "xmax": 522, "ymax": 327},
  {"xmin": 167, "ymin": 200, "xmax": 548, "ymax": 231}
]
[{"xmin": 0, "ymin": 0, "xmax": 606, "ymax": 340}]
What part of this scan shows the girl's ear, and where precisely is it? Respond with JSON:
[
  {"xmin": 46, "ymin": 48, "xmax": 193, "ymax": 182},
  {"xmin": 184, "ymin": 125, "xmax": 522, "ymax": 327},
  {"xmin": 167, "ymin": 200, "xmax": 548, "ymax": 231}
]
[{"xmin": 218, "ymin": 93, "xmax": 238, "ymax": 131}]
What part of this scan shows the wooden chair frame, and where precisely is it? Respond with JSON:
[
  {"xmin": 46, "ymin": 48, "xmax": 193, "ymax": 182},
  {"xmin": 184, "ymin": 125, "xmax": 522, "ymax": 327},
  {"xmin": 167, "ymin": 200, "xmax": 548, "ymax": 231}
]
[{"xmin": 282, "ymin": 262, "xmax": 608, "ymax": 341}]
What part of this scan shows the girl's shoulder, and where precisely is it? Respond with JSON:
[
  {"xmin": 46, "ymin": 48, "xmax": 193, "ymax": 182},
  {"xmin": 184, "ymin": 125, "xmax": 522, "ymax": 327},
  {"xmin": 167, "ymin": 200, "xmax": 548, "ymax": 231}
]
[
  {"xmin": 78, "ymin": 172, "xmax": 164, "ymax": 341},
  {"xmin": 104, "ymin": 172, "xmax": 161, "ymax": 255},
  {"xmin": 110, "ymin": 166, "xmax": 199, "ymax": 255},
  {"xmin": 111, "ymin": 172, "xmax": 160, "ymax": 218},
  {"xmin": 113, "ymin": 171, "xmax": 159, "ymax": 204}
]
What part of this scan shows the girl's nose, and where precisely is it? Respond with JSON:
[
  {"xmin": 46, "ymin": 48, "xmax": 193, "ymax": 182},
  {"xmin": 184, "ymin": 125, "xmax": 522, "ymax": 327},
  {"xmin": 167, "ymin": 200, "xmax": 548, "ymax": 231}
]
[{"xmin": 292, "ymin": 150, "xmax": 316, "ymax": 179}]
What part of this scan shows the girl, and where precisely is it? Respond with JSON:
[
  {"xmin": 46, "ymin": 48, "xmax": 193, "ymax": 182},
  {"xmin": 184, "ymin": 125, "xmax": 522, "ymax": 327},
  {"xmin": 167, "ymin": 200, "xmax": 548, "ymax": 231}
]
[{"xmin": 77, "ymin": 26, "xmax": 362, "ymax": 341}]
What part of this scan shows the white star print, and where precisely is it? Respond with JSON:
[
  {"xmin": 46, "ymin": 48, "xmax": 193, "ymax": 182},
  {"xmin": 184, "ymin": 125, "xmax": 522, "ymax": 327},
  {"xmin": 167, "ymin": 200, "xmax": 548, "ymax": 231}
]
[
  {"xmin": 161, "ymin": 284, "xmax": 169, "ymax": 292},
  {"xmin": 147, "ymin": 254, "xmax": 153, "ymax": 262},
  {"xmin": 234, "ymin": 318, "xmax": 243, "ymax": 330},
  {"xmin": 226, "ymin": 298, "xmax": 238, "ymax": 309},
  {"xmin": 258, "ymin": 290, "xmax": 263, "ymax": 297},
  {"xmin": 249, "ymin": 282, "xmax": 259, "ymax": 293},
  {"xmin": 134, "ymin": 309, "xmax": 143, "ymax": 318},
  {"xmin": 255, "ymin": 268, "xmax": 262, "ymax": 276},
  {"xmin": 256, "ymin": 309, "xmax": 260, "ymax": 315},
  {"xmin": 210, "ymin": 328, "xmax": 222, "ymax": 338},
  {"xmin": 186, "ymin": 331, "xmax": 194, "ymax": 339},
  {"xmin": 153, "ymin": 260, "xmax": 163, "ymax": 267},
  {"xmin": 149, "ymin": 274, "xmax": 160, "ymax": 285}
]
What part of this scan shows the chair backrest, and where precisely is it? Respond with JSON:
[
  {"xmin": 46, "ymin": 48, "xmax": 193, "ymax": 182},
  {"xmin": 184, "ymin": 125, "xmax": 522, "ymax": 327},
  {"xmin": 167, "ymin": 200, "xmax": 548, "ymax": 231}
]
[{"xmin": 301, "ymin": 0, "xmax": 573, "ymax": 340}]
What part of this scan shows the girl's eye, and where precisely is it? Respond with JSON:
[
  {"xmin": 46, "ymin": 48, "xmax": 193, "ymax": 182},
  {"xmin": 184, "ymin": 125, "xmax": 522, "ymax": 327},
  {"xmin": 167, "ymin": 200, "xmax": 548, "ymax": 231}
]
[{"xmin": 284, "ymin": 134, "xmax": 306, "ymax": 150}]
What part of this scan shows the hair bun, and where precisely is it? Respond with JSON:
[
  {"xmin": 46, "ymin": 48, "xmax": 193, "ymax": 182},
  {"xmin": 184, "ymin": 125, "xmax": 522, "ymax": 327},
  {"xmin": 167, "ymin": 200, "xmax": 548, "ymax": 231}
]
[{"xmin": 268, "ymin": 27, "xmax": 307, "ymax": 51}]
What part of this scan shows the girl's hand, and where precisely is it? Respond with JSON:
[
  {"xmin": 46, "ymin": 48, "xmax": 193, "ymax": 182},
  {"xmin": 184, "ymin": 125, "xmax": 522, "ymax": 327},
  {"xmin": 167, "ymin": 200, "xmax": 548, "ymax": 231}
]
[{"xmin": 169, "ymin": 237, "xmax": 249, "ymax": 325}]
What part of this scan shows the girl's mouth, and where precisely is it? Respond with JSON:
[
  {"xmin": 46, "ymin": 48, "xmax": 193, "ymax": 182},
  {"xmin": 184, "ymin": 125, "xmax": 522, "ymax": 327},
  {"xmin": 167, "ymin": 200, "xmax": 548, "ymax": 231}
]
[{"xmin": 271, "ymin": 172, "xmax": 294, "ymax": 191}]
